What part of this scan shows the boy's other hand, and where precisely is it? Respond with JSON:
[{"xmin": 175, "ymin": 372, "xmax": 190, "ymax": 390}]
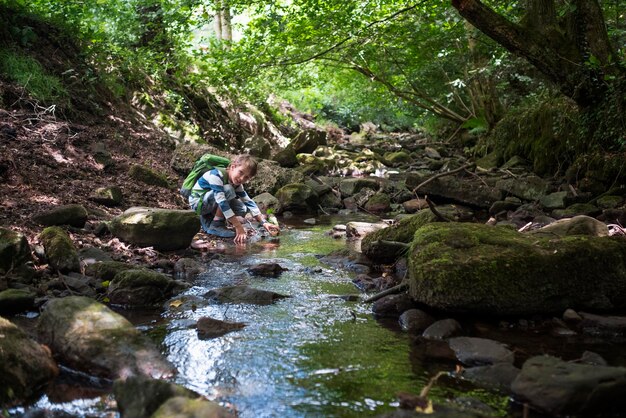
[{"xmin": 263, "ymin": 222, "xmax": 280, "ymax": 237}]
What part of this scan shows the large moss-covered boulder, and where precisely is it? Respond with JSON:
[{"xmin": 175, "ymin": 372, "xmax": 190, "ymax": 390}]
[
  {"xmin": 0, "ymin": 227, "xmax": 32, "ymax": 273},
  {"xmin": 272, "ymin": 144, "xmax": 299, "ymax": 168},
  {"xmin": 109, "ymin": 207, "xmax": 199, "ymax": 251},
  {"xmin": 275, "ymin": 183, "xmax": 319, "ymax": 213},
  {"xmin": 0, "ymin": 316, "xmax": 59, "ymax": 406},
  {"xmin": 37, "ymin": 296, "xmax": 174, "ymax": 379},
  {"xmin": 39, "ymin": 226, "xmax": 80, "ymax": 273},
  {"xmin": 361, "ymin": 211, "xmax": 439, "ymax": 263},
  {"xmin": 32, "ymin": 204, "xmax": 88, "ymax": 228},
  {"xmin": 408, "ymin": 223, "xmax": 626, "ymax": 315},
  {"xmin": 108, "ymin": 269, "xmax": 185, "ymax": 306}
]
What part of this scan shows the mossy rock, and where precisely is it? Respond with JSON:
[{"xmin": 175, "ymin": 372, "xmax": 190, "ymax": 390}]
[
  {"xmin": 0, "ymin": 227, "xmax": 32, "ymax": 274},
  {"xmin": 32, "ymin": 204, "xmax": 88, "ymax": 228},
  {"xmin": 408, "ymin": 223, "xmax": 626, "ymax": 315},
  {"xmin": 364, "ymin": 193, "xmax": 391, "ymax": 214},
  {"xmin": 383, "ymin": 151, "xmax": 412, "ymax": 166},
  {"xmin": 108, "ymin": 269, "xmax": 179, "ymax": 306},
  {"xmin": 129, "ymin": 165, "xmax": 171, "ymax": 188},
  {"xmin": 90, "ymin": 187, "xmax": 123, "ymax": 207},
  {"xmin": 362, "ymin": 211, "xmax": 439, "ymax": 263},
  {"xmin": 338, "ymin": 178, "xmax": 380, "ymax": 197},
  {"xmin": 39, "ymin": 226, "xmax": 80, "ymax": 273},
  {"xmin": 273, "ymin": 144, "xmax": 298, "ymax": 168},
  {"xmin": 552, "ymin": 203, "xmax": 601, "ymax": 219},
  {"xmin": 37, "ymin": 296, "xmax": 174, "ymax": 379},
  {"xmin": 0, "ymin": 289, "xmax": 36, "ymax": 315},
  {"xmin": 109, "ymin": 207, "xmax": 199, "ymax": 251},
  {"xmin": 151, "ymin": 396, "xmax": 235, "ymax": 418},
  {"xmin": 0, "ymin": 316, "xmax": 59, "ymax": 406},
  {"xmin": 275, "ymin": 183, "xmax": 319, "ymax": 213},
  {"xmin": 85, "ymin": 261, "xmax": 135, "ymax": 281},
  {"xmin": 596, "ymin": 195, "xmax": 624, "ymax": 209},
  {"xmin": 114, "ymin": 376, "xmax": 201, "ymax": 418}
]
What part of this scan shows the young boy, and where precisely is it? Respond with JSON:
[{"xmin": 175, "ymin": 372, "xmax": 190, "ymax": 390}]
[{"xmin": 188, "ymin": 154, "xmax": 280, "ymax": 244}]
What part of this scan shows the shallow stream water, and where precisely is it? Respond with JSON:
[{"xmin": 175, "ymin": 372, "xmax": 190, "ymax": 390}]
[{"xmin": 9, "ymin": 215, "xmax": 626, "ymax": 417}]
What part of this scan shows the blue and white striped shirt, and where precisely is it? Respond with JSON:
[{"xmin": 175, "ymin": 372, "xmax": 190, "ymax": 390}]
[{"xmin": 192, "ymin": 168, "xmax": 261, "ymax": 219}]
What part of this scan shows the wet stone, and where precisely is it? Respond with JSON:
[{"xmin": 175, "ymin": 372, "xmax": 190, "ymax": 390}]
[
  {"xmin": 512, "ymin": 355, "xmax": 626, "ymax": 416},
  {"xmin": 205, "ymin": 285, "xmax": 288, "ymax": 305},
  {"xmin": 422, "ymin": 319, "xmax": 462, "ymax": 340},
  {"xmin": 460, "ymin": 363, "xmax": 520, "ymax": 392},
  {"xmin": 372, "ymin": 293, "xmax": 415, "ymax": 318},
  {"xmin": 398, "ymin": 309, "xmax": 435, "ymax": 334},
  {"xmin": 448, "ymin": 337, "xmax": 515, "ymax": 366},
  {"xmin": 247, "ymin": 262, "xmax": 289, "ymax": 278},
  {"xmin": 196, "ymin": 316, "xmax": 246, "ymax": 339}
]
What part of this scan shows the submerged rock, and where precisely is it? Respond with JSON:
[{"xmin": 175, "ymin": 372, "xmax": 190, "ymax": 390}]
[
  {"xmin": 511, "ymin": 355, "xmax": 626, "ymax": 416},
  {"xmin": 205, "ymin": 285, "xmax": 288, "ymax": 305},
  {"xmin": 448, "ymin": 337, "xmax": 515, "ymax": 366},
  {"xmin": 196, "ymin": 316, "xmax": 246, "ymax": 339},
  {"xmin": 108, "ymin": 269, "xmax": 186, "ymax": 306},
  {"xmin": 37, "ymin": 296, "xmax": 174, "ymax": 379},
  {"xmin": 422, "ymin": 319, "xmax": 462, "ymax": 340},
  {"xmin": 408, "ymin": 222, "xmax": 626, "ymax": 315},
  {"xmin": 247, "ymin": 262, "xmax": 288, "ymax": 278},
  {"xmin": 460, "ymin": 363, "xmax": 520, "ymax": 392}
]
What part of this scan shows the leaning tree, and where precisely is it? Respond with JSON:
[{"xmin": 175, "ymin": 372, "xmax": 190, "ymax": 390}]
[{"xmin": 452, "ymin": 0, "xmax": 625, "ymax": 148}]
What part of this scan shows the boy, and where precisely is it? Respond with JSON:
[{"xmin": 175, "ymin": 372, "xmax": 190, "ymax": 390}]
[{"xmin": 188, "ymin": 154, "xmax": 280, "ymax": 244}]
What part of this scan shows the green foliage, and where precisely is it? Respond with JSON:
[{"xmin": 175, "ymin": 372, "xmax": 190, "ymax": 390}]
[
  {"xmin": 0, "ymin": 48, "xmax": 68, "ymax": 103},
  {"xmin": 487, "ymin": 93, "xmax": 580, "ymax": 175}
]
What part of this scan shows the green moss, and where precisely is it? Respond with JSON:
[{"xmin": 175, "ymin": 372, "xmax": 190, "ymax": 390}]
[
  {"xmin": 487, "ymin": 95, "xmax": 579, "ymax": 175},
  {"xmin": 85, "ymin": 261, "xmax": 134, "ymax": 281},
  {"xmin": 40, "ymin": 226, "xmax": 80, "ymax": 272},
  {"xmin": 408, "ymin": 223, "xmax": 626, "ymax": 315},
  {"xmin": 111, "ymin": 269, "xmax": 171, "ymax": 288}
]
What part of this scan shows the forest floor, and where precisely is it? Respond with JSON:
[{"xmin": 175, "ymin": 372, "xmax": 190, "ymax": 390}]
[{"xmin": 0, "ymin": 80, "xmax": 188, "ymax": 263}]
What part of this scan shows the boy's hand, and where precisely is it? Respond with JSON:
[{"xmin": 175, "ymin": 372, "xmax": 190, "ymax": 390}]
[
  {"xmin": 234, "ymin": 226, "xmax": 248, "ymax": 244},
  {"xmin": 263, "ymin": 222, "xmax": 280, "ymax": 237}
]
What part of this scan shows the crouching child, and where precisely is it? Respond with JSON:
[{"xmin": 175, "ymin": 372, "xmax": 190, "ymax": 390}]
[{"xmin": 188, "ymin": 154, "xmax": 280, "ymax": 244}]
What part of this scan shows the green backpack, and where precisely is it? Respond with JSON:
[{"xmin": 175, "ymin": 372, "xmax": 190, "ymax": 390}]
[{"xmin": 180, "ymin": 153, "xmax": 230, "ymax": 199}]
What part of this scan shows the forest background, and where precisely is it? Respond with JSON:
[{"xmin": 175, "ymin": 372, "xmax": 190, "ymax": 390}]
[{"xmin": 0, "ymin": 0, "xmax": 624, "ymax": 177}]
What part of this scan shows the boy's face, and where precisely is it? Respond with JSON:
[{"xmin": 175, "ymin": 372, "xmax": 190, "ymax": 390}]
[{"xmin": 229, "ymin": 165, "xmax": 254, "ymax": 185}]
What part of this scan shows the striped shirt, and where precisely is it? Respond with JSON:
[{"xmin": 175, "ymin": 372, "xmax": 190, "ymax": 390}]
[{"xmin": 192, "ymin": 168, "xmax": 261, "ymax": 219}]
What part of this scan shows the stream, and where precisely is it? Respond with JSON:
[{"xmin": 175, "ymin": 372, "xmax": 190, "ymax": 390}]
[{"xmin": 10, "ymin": 215, "xmax": 626, "ymax": 417}]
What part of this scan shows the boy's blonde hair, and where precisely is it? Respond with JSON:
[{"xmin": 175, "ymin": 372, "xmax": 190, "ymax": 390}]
[{"xmin": 230, "ymin": 154, "xmax": 258, "ymax": 176}]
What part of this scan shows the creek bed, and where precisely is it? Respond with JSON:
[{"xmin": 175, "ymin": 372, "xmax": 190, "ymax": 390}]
[{"xmin": 9, "ymin": 215, "xmax": 626, "ymax": 417}]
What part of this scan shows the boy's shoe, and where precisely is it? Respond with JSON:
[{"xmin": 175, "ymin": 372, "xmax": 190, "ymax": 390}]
[
  {"xmin": 205, "ymin": 218, "xmax": 235, "ymax": 238},
  {"xmin": 200, "ymin": 214, "xmax": 213, "ymax": 234}
]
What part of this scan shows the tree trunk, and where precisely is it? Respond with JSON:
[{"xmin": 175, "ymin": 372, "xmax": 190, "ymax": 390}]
[
  {"xmin": 214, "ymin": 0, "xmax": 223, "ymax": 40},
  {"xmin": 464, "ymin": 21, "xmax": 503, "ymax": 129},
  {"xmin": 451, "ymin": 0, "xmax": 623, "ymax": 108},
  {"xmin": 221, "ymin": 5, "xmax": 233, "ymax": 43}
]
